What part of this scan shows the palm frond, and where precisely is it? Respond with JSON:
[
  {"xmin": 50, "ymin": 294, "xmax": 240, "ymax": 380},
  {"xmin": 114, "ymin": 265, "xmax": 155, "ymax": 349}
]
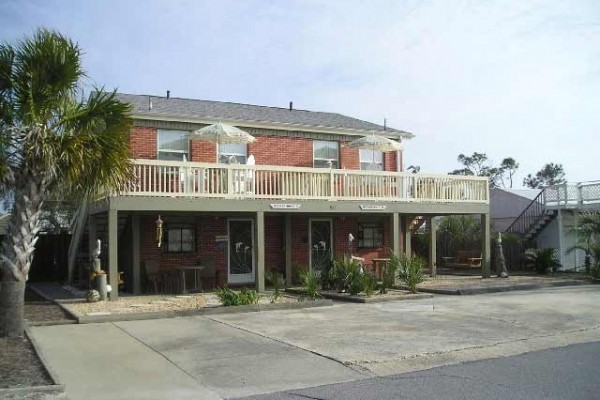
[
  {"xmin": 11, "ymin": 28, "xmax": 83, "ymax": 125},
  {"xmin": 54, "ymin": 89, "xmax": 132, "ymax": 199}
]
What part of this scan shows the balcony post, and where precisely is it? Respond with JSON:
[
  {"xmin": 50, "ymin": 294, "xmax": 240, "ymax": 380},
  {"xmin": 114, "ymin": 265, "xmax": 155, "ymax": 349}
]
[
  {"xmin": 481, "ymin": 213, "xmax": 491, "ymax": 278},
  {"xmin": 391, "ymin": 213, "xmax": 400, "ymax": 256},
  {"xmin": 330, "ymin": 168, "xmax": 335, "ymax": 198},
  {"xmin": 132, "ymin": 213, "xmax": 141, "ymax": 294},
  {"xmin": 428, "ymin": 217, "xmax": 437, "ymax": 277},
  {"xmin": 402, "ymin": 216, "xmax": 412, "ymax": 258},
  {"xmin": 255, "ymin": 211, "xmax": 265, "ymax": 292},
  {"xmin": 285, "ymin": 214, "xmax": 293, "ymax": 287},
  {"xmin": 108, "ymin": 208, "xmax": 119, "ymax": 300}
]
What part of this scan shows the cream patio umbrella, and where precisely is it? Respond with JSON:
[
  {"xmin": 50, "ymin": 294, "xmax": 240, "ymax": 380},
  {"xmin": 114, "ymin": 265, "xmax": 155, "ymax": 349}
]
[
  {"xmin": 191, "ymin": 122, "xmax": 256, "ymax": 145},
  {"xmin": 346, "ymin": 132, "xmax": 403, "ymax": 167}
]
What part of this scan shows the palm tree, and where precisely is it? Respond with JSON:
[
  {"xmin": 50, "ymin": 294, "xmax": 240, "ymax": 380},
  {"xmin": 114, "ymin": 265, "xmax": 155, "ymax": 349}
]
[
  {"xmin": 0, "ymin": 29, "xmax": 132, "ymax": 337},
  {"xmin": 567, "ymin": 212, "xmax": 600, "ymax": 274}
]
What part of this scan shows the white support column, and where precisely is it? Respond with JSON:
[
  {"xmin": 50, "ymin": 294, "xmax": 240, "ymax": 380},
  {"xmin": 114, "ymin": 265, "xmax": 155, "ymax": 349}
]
[
  {"xmin": 391, "ymin": 213, "xmax": 400, "ymax": 255},
  {"xmin": 255, "ymin": 211, "xmax": 265, "ymax": 293},
  {"xmin": 403, "ymin": 216, "xmax": 412, "ymax": 259},
  {"xmin": 88, "ymin": 215, "xmax": 97, "ymax": 263},
  {"xmin": 481, "ymin": 213, "xmax": 491, "ymax": 278},
  {"xmin": 285, "ymin": 214, "xmax": 293, "ymax": 287},
  {"xmin": 428, "ymin": 217, "xmax": 437, "ymax": 277},
  {"xmin": 557, "ymin": 209, "xmax": 565, "ymax": 269},
  {"xmin": 132, "ymin": 213, "xmax": 141, "ymax": 294},
  {"xmin": 108, "ymin": 209, "xmax": 119, "ymax": 300}
]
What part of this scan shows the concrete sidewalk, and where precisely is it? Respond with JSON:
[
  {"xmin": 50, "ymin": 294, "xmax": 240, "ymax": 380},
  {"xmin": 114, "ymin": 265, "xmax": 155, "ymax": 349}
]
[
  {"xmin": 29, "ymin": 286, "xmax": 600, "ymax": 400},
  {"xmin": 30, "ymin": 323, "xmax": 221, "ymax": 400}
]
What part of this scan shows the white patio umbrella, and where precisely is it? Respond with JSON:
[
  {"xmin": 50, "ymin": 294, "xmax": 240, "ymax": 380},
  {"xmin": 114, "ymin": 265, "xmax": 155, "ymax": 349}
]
[
  {"xmin": 346, "ymin": 132, "xmax": 403, "ymax": 165},
  {"xmin": 191, "ymin": 122, "xmax": 256, "ymax": 145},
  {"xmin": 346, "ymin": 132, "xmax": 403, "ymax": 152}
]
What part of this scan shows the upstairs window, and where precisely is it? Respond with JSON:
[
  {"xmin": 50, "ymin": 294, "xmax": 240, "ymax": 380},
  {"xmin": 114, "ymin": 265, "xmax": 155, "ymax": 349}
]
[
  {"xmin": 360, "ymin": 149, "xmax": 384, "ymax": 171},
  {"xmin": 157, "ymin": 130, "xmax": 190, "ymax": 161},
  {"xmin": 219, "ymin": 143, "xmax": 247, "ymax": 164},
  {"xmin": 313, "ymin": 141, "xmax": 339, "ymax": 168}
]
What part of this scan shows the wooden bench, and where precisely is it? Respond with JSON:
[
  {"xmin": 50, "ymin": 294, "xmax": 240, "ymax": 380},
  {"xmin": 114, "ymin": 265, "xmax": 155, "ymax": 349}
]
[{"xmin": 444, "ymin": 250, "xmax": 482, "ymax": 268}]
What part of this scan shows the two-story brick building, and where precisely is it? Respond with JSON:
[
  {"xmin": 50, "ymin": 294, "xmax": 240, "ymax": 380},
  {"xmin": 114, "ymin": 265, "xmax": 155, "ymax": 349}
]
[{"xmin": 87, "ymin": 93, "xmax": 491, "ymax": 298}]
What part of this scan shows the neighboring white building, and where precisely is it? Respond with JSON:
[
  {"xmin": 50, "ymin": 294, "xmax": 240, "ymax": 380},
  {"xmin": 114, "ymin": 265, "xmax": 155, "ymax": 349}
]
[{"xmin": 507, "ymin": 181, "xmax": 600, "ymax": 271}]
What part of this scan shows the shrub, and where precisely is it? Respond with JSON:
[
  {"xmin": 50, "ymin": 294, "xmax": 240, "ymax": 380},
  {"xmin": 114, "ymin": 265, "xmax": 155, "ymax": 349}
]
[
  {"xmin": 363, "ymin": 270, "xmax": 376, "ymax": 297},
  {"xmin": 299, "ymin": 269, "xmax": 321, "ymax": 300},
  {"xmin": 525, "ymin": 248, "xmax": 561, "ymax": 274},
  {"xmin": 331, "ymin": 256, "xmax": 363, "ymax": 293},
  {"xmin": 216, "ymin": 286, "xmax": 258, "ymax": 306},
  {"xmin": 266, "ymin": 269, "xmax": 285, "ymax": 303},
  {"xmin": 319, "ymin": 258, "xmax": 336, "ymax": 290},
  {"xmin": 239, "ymin": 287, "xmax": 259, "ymax": 305},
  {"xmin": 380, "ymin": 251, "xmax": 401, "ymax": 294},
  {"xmin": 398, "ymin": 255, "xmax": 425, "ymax": 293}
]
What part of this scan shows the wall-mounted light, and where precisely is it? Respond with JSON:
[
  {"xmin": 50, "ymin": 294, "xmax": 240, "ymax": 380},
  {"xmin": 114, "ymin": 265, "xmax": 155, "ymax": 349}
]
[{"xmin": 156, "ymin": 215, "xmax": 164, "ymax": 248}]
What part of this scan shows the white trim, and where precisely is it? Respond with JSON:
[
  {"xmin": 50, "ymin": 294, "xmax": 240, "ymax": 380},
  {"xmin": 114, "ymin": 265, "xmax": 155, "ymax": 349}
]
[{"xmin": 227, "ymin": 218, "xmax": 255, "ymax": 284}]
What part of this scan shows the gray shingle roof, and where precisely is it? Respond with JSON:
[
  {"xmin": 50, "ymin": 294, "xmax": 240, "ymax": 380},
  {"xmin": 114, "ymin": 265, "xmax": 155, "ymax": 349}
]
[{"xmin": 115, "ymin": 93, "xmax": 414, "ymax": 138}]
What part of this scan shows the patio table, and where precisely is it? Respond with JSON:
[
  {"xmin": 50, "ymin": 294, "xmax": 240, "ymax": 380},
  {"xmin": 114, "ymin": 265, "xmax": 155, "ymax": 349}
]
[
  {"xmin": 371, "ymin": 258, "xmax": 390, "ymax": 280},
  {"xmin": 174, "ymin": 265, "xmax": 205, "ymax": 294}
]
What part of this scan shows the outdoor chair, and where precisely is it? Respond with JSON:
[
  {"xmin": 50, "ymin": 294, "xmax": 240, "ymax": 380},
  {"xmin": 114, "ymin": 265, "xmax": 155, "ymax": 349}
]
[{"xmin": 142, "ymin": 259, "xmax": 164, "ymax": 294}]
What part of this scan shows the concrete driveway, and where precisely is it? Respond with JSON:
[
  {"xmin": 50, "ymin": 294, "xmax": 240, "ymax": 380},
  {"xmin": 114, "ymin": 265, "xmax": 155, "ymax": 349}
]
[{"xmin": 30, "ymin": 286, "xmax": 600, "ymax": 400}]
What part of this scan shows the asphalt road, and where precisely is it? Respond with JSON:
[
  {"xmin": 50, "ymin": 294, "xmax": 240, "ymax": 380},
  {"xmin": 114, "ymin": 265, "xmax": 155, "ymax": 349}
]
[{"xmin": 235, "ymin": 341, "xmax": 600, "ymax": 400}]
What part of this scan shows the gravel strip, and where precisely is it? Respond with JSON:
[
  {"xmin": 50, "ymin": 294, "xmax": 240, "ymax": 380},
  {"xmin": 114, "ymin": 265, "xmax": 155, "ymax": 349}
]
[
  {"xmin": 24, "ymin": 289, "xmax": 73, "ymax": 323},
  {"xmin": 64, "ymin": 292, "xmax": 299, "ymax": 315},
  {"xmin": 418, "ymin": 274, "xmax": 589, "ymax": 289},
  {"xmin": 0, "ymin": 336, "xmax": 51, "ymax": 389}
]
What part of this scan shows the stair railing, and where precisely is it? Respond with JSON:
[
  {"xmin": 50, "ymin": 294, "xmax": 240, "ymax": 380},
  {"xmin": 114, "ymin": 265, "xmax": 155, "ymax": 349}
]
[{"xmin": 506, "ymin": 189, "xmax": 545, "ymax": 235}]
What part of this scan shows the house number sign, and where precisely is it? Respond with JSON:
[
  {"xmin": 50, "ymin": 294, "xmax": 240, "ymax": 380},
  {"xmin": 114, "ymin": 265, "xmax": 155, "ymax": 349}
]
[
  {"xmin": 270, "ymin": 203, "xmax": 301, "ymax": 209},
  {"xmin": 360, "ymin": 205, "xmax": 386, "ymax": 210}
]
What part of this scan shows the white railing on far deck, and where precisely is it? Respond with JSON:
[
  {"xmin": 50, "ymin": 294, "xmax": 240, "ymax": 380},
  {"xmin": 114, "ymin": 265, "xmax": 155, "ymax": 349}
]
[{"xmin": 124, "ymin": 159, "xmax": 489, "ymax": 203}]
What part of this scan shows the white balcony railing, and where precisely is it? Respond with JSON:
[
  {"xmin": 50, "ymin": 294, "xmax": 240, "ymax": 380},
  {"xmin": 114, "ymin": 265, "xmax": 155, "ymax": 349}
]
[
  {"xmin": 544, "ymin": 181, "xmax": 600, "ymax": 208},
  {"xmin": 121, "ymin": 159, "xmax": 489, "ymax": 204}
]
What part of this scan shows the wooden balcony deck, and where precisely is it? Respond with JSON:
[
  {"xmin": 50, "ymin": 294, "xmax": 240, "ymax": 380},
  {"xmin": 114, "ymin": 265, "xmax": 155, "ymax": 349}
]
[{"xmin": 118, "ymin": 159, "xmax": 489, "ymax": 204}]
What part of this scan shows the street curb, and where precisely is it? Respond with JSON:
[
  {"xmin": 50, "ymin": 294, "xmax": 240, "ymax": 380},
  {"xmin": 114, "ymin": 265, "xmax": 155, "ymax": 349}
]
[
  {"xmin": 60, "ymin": 298, "xmax": 334, "ymax": 324},
  {"xmin": 285, "ymin": 287, "xmax": 433, "ymax": 303},
  {"xmin": 319, "ymin": 291, "xmax": 433, "ymax": 303},
  {"xmin": 409, "ymin": 279, "xmax": 592, "ymax": 295}
]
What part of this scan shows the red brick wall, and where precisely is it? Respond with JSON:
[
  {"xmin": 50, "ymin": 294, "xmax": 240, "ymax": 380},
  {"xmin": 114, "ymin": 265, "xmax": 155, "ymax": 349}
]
[
  {"xmin": 139, "ymin": 215, "xmax": 228, "ymax": 288},
  {"xmin": 384, "ymin": 151, "xmax": 398, "ymax": 172},
  {"xmin": 265, "ymin": 215, "xmax": 285, "ymax": 274},
  {"xmin": 332, "ymin": 216, "xmax": 392, "ymax": 266},
  {"xmin": 249, "ymin": 136, "xmax": 313, "ymax": 168},
  {"xmin": 129, "ymin": 127, "xmax": 384, "ymax": 170},
  {"xmin": 130, "ymin": 127, "xmax": 157, "ymax": 159},
  {"xmin": 340, "ymin": 143, "xmax": 360, "ymax": 169},
  {"xmin": 191, "ymin": 141, "xmax": 216, "ymax": 163}
]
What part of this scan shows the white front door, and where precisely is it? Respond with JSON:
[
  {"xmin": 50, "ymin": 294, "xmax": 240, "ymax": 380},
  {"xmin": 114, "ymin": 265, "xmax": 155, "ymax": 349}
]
[{"xmin": 228, "ymin": 219, "xmax": 255, "ymax": 284}]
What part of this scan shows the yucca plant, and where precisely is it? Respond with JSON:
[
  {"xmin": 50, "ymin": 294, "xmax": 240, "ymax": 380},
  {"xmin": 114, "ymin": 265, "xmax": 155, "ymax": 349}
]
[
  {"xmin": 398, "ymin": 255, "xmax": 425, "ymax": 294},
  {"xmin": 331, "ymin": 256, "xmax": 362, "ymax": 293},
  {"xmin": 299, "ymin": 269, "xmax": 321, "ymax": 300},
  {"xmin": 266, "ymin": 269, "xmax": 284, "ymax": 303},
  {"xmin": 380, "ymin": 251, "xmax": 401, "ymax": 294},
  {"xmin": 525, "ymin": 248, "xmax": 561, "ymax": 274},
  {"xmin": 0, "ymin": 29, "xmax": 132, "ymax": 337}
]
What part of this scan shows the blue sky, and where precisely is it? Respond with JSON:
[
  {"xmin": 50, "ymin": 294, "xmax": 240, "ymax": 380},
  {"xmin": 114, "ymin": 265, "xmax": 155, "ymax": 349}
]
[{"xmin": 1, "ymin": 0, "xmax": 599, "ymax": 186}]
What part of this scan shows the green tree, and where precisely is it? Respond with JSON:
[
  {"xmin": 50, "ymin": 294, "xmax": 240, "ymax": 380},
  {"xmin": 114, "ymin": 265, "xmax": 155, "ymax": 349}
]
[
  {"xmin": 0, "ymin": 29, "xmax": 132, "ymax": 337},
  {"xmin": 449, "ymin": 152, "xmax": 519, "ymax": 188},
  {"xmin": 523, "ymin": 163, "xmax": 566, "ymax": 189}
]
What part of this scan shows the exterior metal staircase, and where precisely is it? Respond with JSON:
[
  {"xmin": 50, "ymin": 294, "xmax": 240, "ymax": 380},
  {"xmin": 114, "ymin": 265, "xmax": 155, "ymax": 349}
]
[{"xmin": 507, "ymin": 181, "xmax": 600, "ymax": 239}]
